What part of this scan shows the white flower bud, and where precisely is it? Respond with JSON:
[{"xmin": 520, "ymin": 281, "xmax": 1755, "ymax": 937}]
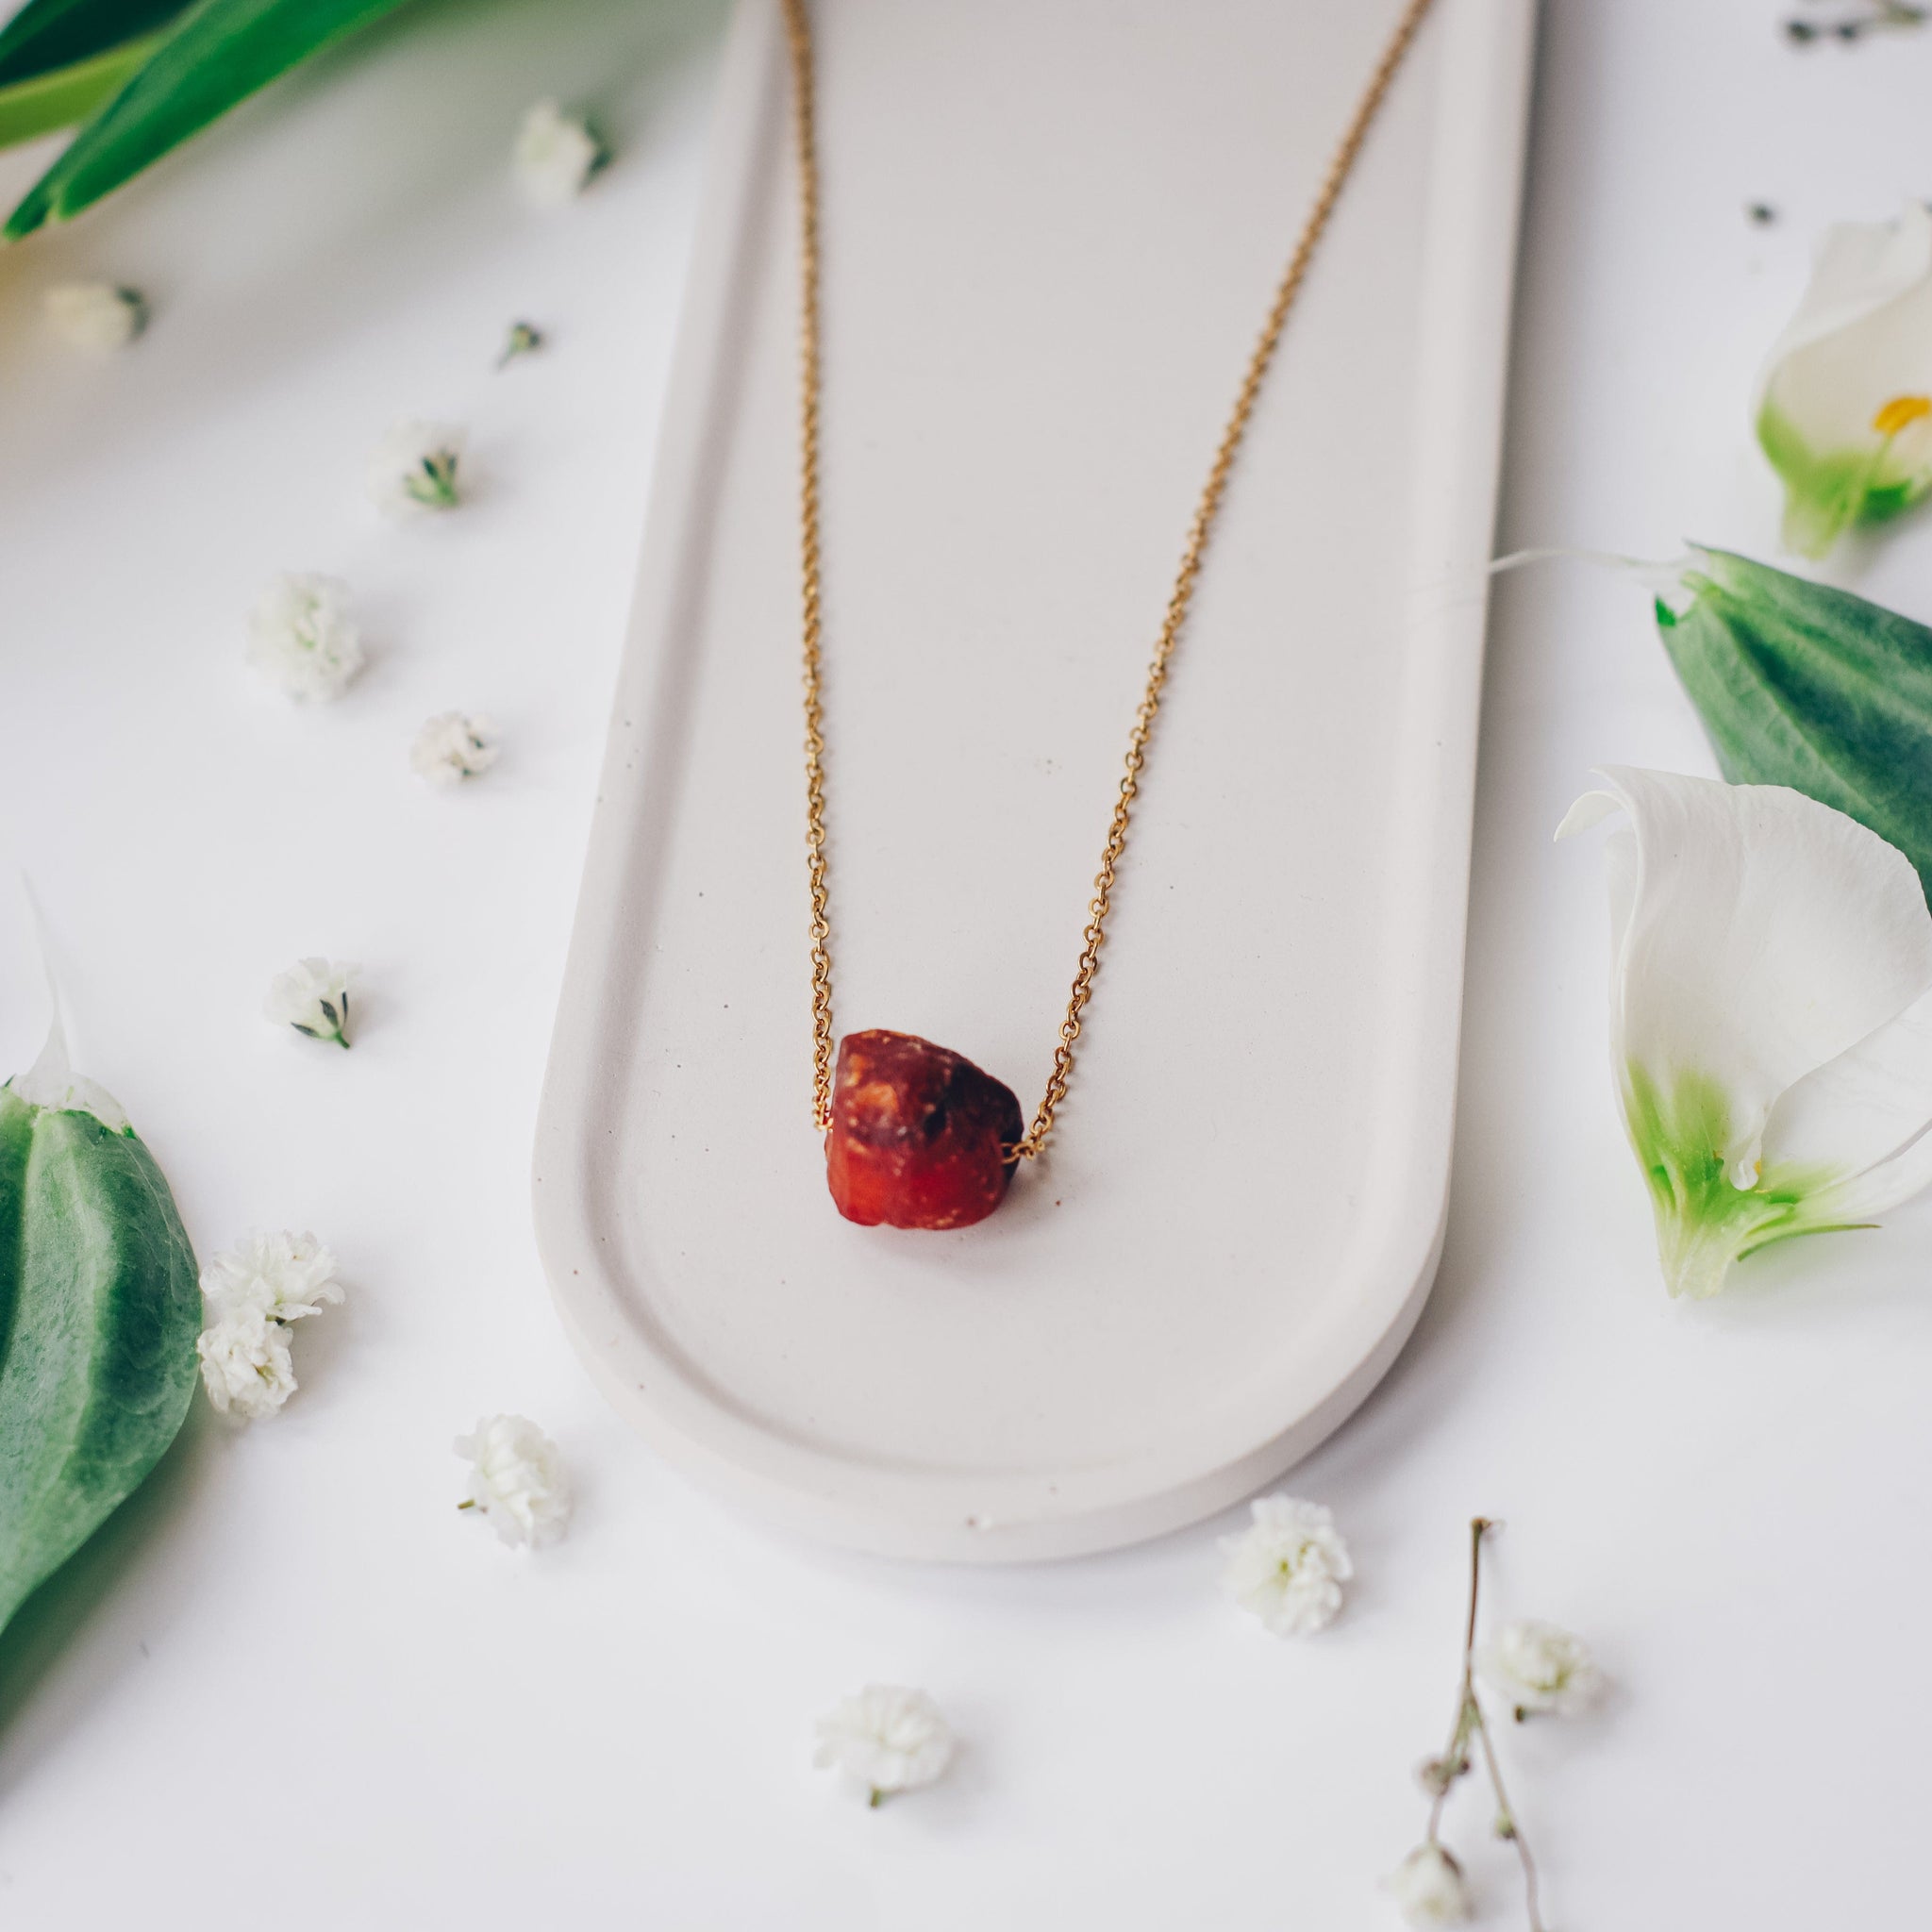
[
  {"xmin": 1383, "ymin": 1843, "xmax": 1473, "ymax": 1926},
  {"xmin": 367, "ymin": 419, "xmax": 465, "ymax": 516},
  {"xmin": 195, "ymin": 1232, "xmax": 343, "ymax": 1423},
  {"xmin": 455, "ymin": 1415, "xmax": 571, "ymax": 1549},
  {"xmin": 1219, "ymin": 1494, "xmax": 1353, "ymax": 1636},
  {"xmin": 512, "ymin": 99, "xmax": 605, "ymax": 208},
  {"xmin": 246, "ymin": 573, "xmax": 363, "ymax": 702},
  {"xmin": 264, "ymin": 958, "xmax": 358, "ymax": 1048},
  {"xmin": 813, "ymin": 1686, "xmax": 955, "ymax": 1804},
  {"xmin": 200, "ymin": 1230, "xmax": 345, "ymax": 1325},
  {"xmin": 44, "ymin": 281, "xmax": 146, "ymax": 351},
  {"xmin": 1477, "ymin": 1618, "xmax": 1606, "ymax": 1718},
  {"xmin": 410, "ymin": 712, "xmax": 498, "ymax": 786},
  {"xmin": 197, "ymin": 1306, "xmax": 297, "ymax": 1420}
]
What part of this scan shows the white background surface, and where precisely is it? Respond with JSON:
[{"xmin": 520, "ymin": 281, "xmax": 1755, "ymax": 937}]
[{"xmin": 0, "ymin": 1, "xmax": 1928, "ymax": 1925}]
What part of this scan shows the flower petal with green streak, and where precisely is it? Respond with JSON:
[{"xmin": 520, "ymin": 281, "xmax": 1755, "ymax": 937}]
[
  {"xmin": 1654, "ymin": 546, "xmax": 1932, "ymax": 904},
  {"xmin": 1560, "ymin": 768, "xmax": 1932, "ymax": 1296},
  {"xmin": 1757, "ymin": 394, "xmax": 1931, "ymax": 559},
  {"xmin": 0, "ymin": 1074, "xmax": 199, "ymax": 1637},
  {"xmin": 1755, "ymin": 202, "xmax": 1932, "ymax": 558},
  {"xmin": 1621, "ymin": 1064, "xmax": 1858, "ymax": 1299}
]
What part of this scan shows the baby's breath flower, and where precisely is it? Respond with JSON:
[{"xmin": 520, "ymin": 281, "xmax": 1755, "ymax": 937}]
[
  {"xmin": 367, "ymin": 419, "xmax": 464, "ymax": 516},
  {"xmin": 410, "ymin": 712, "xmax": 498, "ymax": 786},
  {"xmin": 201, "ymin": 1230, "xmax": 344, "ymax": 1324},
  {"xmin": 197, "ymin": 1306, "xmax": 295, "ymax": 1420},
  {"xmin": 264, "ymin": 957, "xmax": 358, "ymax": 1048},
  {"xmin": 1220, "ymin": 1494, "xmax": 1353, "ymax": 1636},
  {"xmin": 455, "ymin": 1414, "xmax": 571, "ymax": 1548},
  {"xmin": 44, "ymin": 281, "xmax": 146, "ymax": 351},
  {"xmin": 195, "ymin": 1231, "xmax": 343, "ymax": 1422},
  {"xmin": 246, "ymin": 572, "xmax": 363, "ymax": 702},
  {"xmin": 1383, "ymin": 1844, "xmax": 1473, "ymax": 1927},
  {"xmin": 814, "ymin": 1686, "xmax": 955, "ymax": 1805},
  {"xmin": 1477, "ymin": 1619, "xmax": 1605, "ymax": 1720},
  {"xmin": 512, "ymin": 99, "xmax": 606, "ymax": 208}
]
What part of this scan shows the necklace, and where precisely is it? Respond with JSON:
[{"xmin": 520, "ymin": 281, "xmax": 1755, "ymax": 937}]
[{"xmin": 782, "ymin": 0, "xmax": 1436, "ymax": 1230}]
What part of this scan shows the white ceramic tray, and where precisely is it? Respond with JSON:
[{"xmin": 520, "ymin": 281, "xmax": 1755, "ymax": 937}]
[{"xmin": 534, "ymin": 0, "xmax": 1534, "ymax": 1561}]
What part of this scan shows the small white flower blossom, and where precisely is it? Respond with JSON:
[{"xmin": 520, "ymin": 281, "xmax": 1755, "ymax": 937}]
[
  {"xmin": 196, "ymin": 1231, "xmax": 342, "ymax": 1421},
  {"xmin": 264, "ymin": 957, "xmax": 358, "ymax": 1048},
  {"xmin": 197, "ymin": 1306, "xmax": 297, "ymax": 1421},
  {"xmin": 512, "ymin": 99, "xmax": 606, "ymax": 208},
  {"xmin": 1221, "ymin": 1494, "xmax": 1354, "ymax": 1637},
  {"xmin": 44, "ymin": 281, "xmax": 146, "ymax": 351},
  {"xmin": 246, "ymin": 572, "xmax": 363, "ymax": 702},
  {"xmin": 410, "ymin": 711, "xmax": 498, "ymax": 786},
  {"xmin": 455, "ymin": 1414, "xmax": 572, "ymax": 1548},
  {"xmin": 1383, "ymin": 1844, "xmax": 1473, "ymax": 1927},
  {"xmin": 1477, "ymin": 1618, "xmax": 1605, "ymax": 1719},
  {"xmin": 366, "ymin": 419, "xmax": 464, "ymax": 515},
  {"xmin": 200, "ymin": 1230, "xmax": 345, "ymax": 1324},
  {"xmin": 814, "ymin": 1686, "xmax": 955, "ymax": 1805}
]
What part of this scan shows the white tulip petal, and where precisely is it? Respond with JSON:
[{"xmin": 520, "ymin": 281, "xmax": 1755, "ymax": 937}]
[
  {"xmin": 1757, "ymin": 203, "xmax": 1932, "ymax": 556},
  {"xmin": 1759, "ymin": 201, "xmax": 1932, "ymax": 392},
  {"xmin": 1560, "ymin": 768, "xmax": 1932, "ymax": 1174},
  {"xmin": 1562, "ymin": 768, "xmax": 1932, "ymax": 1295},
  {"xmin": 1765, "ymin": 985, "xmax": 1932, "ymax": 1205},
  {"xmin": 1815, "ymin": 1118, "xmax": 1932, "ymax": 1225}
]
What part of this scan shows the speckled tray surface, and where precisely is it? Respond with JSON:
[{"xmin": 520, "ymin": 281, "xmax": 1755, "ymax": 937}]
[{"xmin": 534, "ymin": 0, "xmax": 1535, "ymax": 1560}]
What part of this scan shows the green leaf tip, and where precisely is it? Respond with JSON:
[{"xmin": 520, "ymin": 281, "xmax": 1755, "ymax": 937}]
[
  {"xmin": 1656, "ymin": 547, "xmax": 1932, "ymax": 903},
  {"xmin": 0, "ymin": 30, "xmax": 171, "ymax": 153},
  {"xmin": 4, "ymin": 0, "xmax": 420, "ymax": 239}
]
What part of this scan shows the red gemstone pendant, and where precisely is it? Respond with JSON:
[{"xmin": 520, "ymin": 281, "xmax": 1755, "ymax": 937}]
[{"xmin": 825, "ymin": 1029, "xmax": 1024, "ymax": 1230}]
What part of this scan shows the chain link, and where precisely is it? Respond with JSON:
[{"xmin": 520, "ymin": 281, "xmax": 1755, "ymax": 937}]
[{"xmin": 782, "ymin": 0, "xmax": 1437, "ymax": 1152}]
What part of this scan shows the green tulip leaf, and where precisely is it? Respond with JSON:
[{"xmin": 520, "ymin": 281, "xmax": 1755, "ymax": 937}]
[
  {"xmin": 0, "ymin": 31, "xmax": 168, "ymax": 148},
  {"xmin": 4, "ymin": 0, "xmax": 419, "ymax": 240},
  {"xmin": 1657, "ymin": 546, "xmax": 1932, "ymax": 902},
  {"xmin": 0, "ymin": 0, "xmax": 192, "ymax": 88},
  {"xmin": 0, "ymin": 1073, "xmax": 199, "ymax": 1639}
]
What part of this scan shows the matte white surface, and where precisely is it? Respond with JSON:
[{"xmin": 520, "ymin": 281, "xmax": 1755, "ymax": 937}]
[
  {"xmin": 536, "ymin": 0, "xmax": 1531, "ymax": 1559},
  {"xmin": 2, "ymin": 0, "xmax": 1931, "ymax": 1924}
]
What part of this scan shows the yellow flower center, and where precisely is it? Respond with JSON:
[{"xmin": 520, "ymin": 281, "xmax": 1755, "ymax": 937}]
[{"xmin": 1872, "ymin": 393, "xmax": 1932, "ymax": 437}]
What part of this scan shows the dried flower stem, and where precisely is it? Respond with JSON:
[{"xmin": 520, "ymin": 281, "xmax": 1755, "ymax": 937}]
[
  {"xmin": 1472, "ymin": 1692, "xmax": 1544, "ymax": 1928},
  {"xmin": 1425, "ymin": 1519, "xmax": 1548, "ymax": 1932}
]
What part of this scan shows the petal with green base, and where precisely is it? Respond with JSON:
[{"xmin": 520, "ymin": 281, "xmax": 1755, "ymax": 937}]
[
  {"xmin": 1757, "ymin": 399, "xmax": 1931, "ymax": 559},
  {"xmin": 1623, "ymin": 1063, "xmax": 1859, "ymax": 1298}
]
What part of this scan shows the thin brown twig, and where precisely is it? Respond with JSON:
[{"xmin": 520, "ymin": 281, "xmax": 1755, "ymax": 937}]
[
  {"xmin": 1470, "ymin": 1694, "xmax": 1547, "ymax": 1932},
  {"xmin": 1439, "ymin": 1516, "xmax": 1550, "ymax": 1932},
  {"xmin": 1424, "ymin": 1516, "xmax": 1491, "ymax": 1841}
]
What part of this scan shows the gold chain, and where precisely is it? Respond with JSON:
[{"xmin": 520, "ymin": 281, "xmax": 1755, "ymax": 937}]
[{"xmin": 783, "ymin": 0, "xmax": 1436, "ymax": 1150}]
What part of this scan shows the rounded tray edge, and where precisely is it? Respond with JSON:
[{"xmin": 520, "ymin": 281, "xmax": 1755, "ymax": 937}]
[{"xmin": 532, "ymin": 1106, "xmax": 1448, "ymax": 1563}]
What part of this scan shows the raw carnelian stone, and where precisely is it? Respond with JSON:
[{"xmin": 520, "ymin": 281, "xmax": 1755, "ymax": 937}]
[{"xmin": 825, "ymin": 1029, "xmax": 1023, "ymax": 1230}]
